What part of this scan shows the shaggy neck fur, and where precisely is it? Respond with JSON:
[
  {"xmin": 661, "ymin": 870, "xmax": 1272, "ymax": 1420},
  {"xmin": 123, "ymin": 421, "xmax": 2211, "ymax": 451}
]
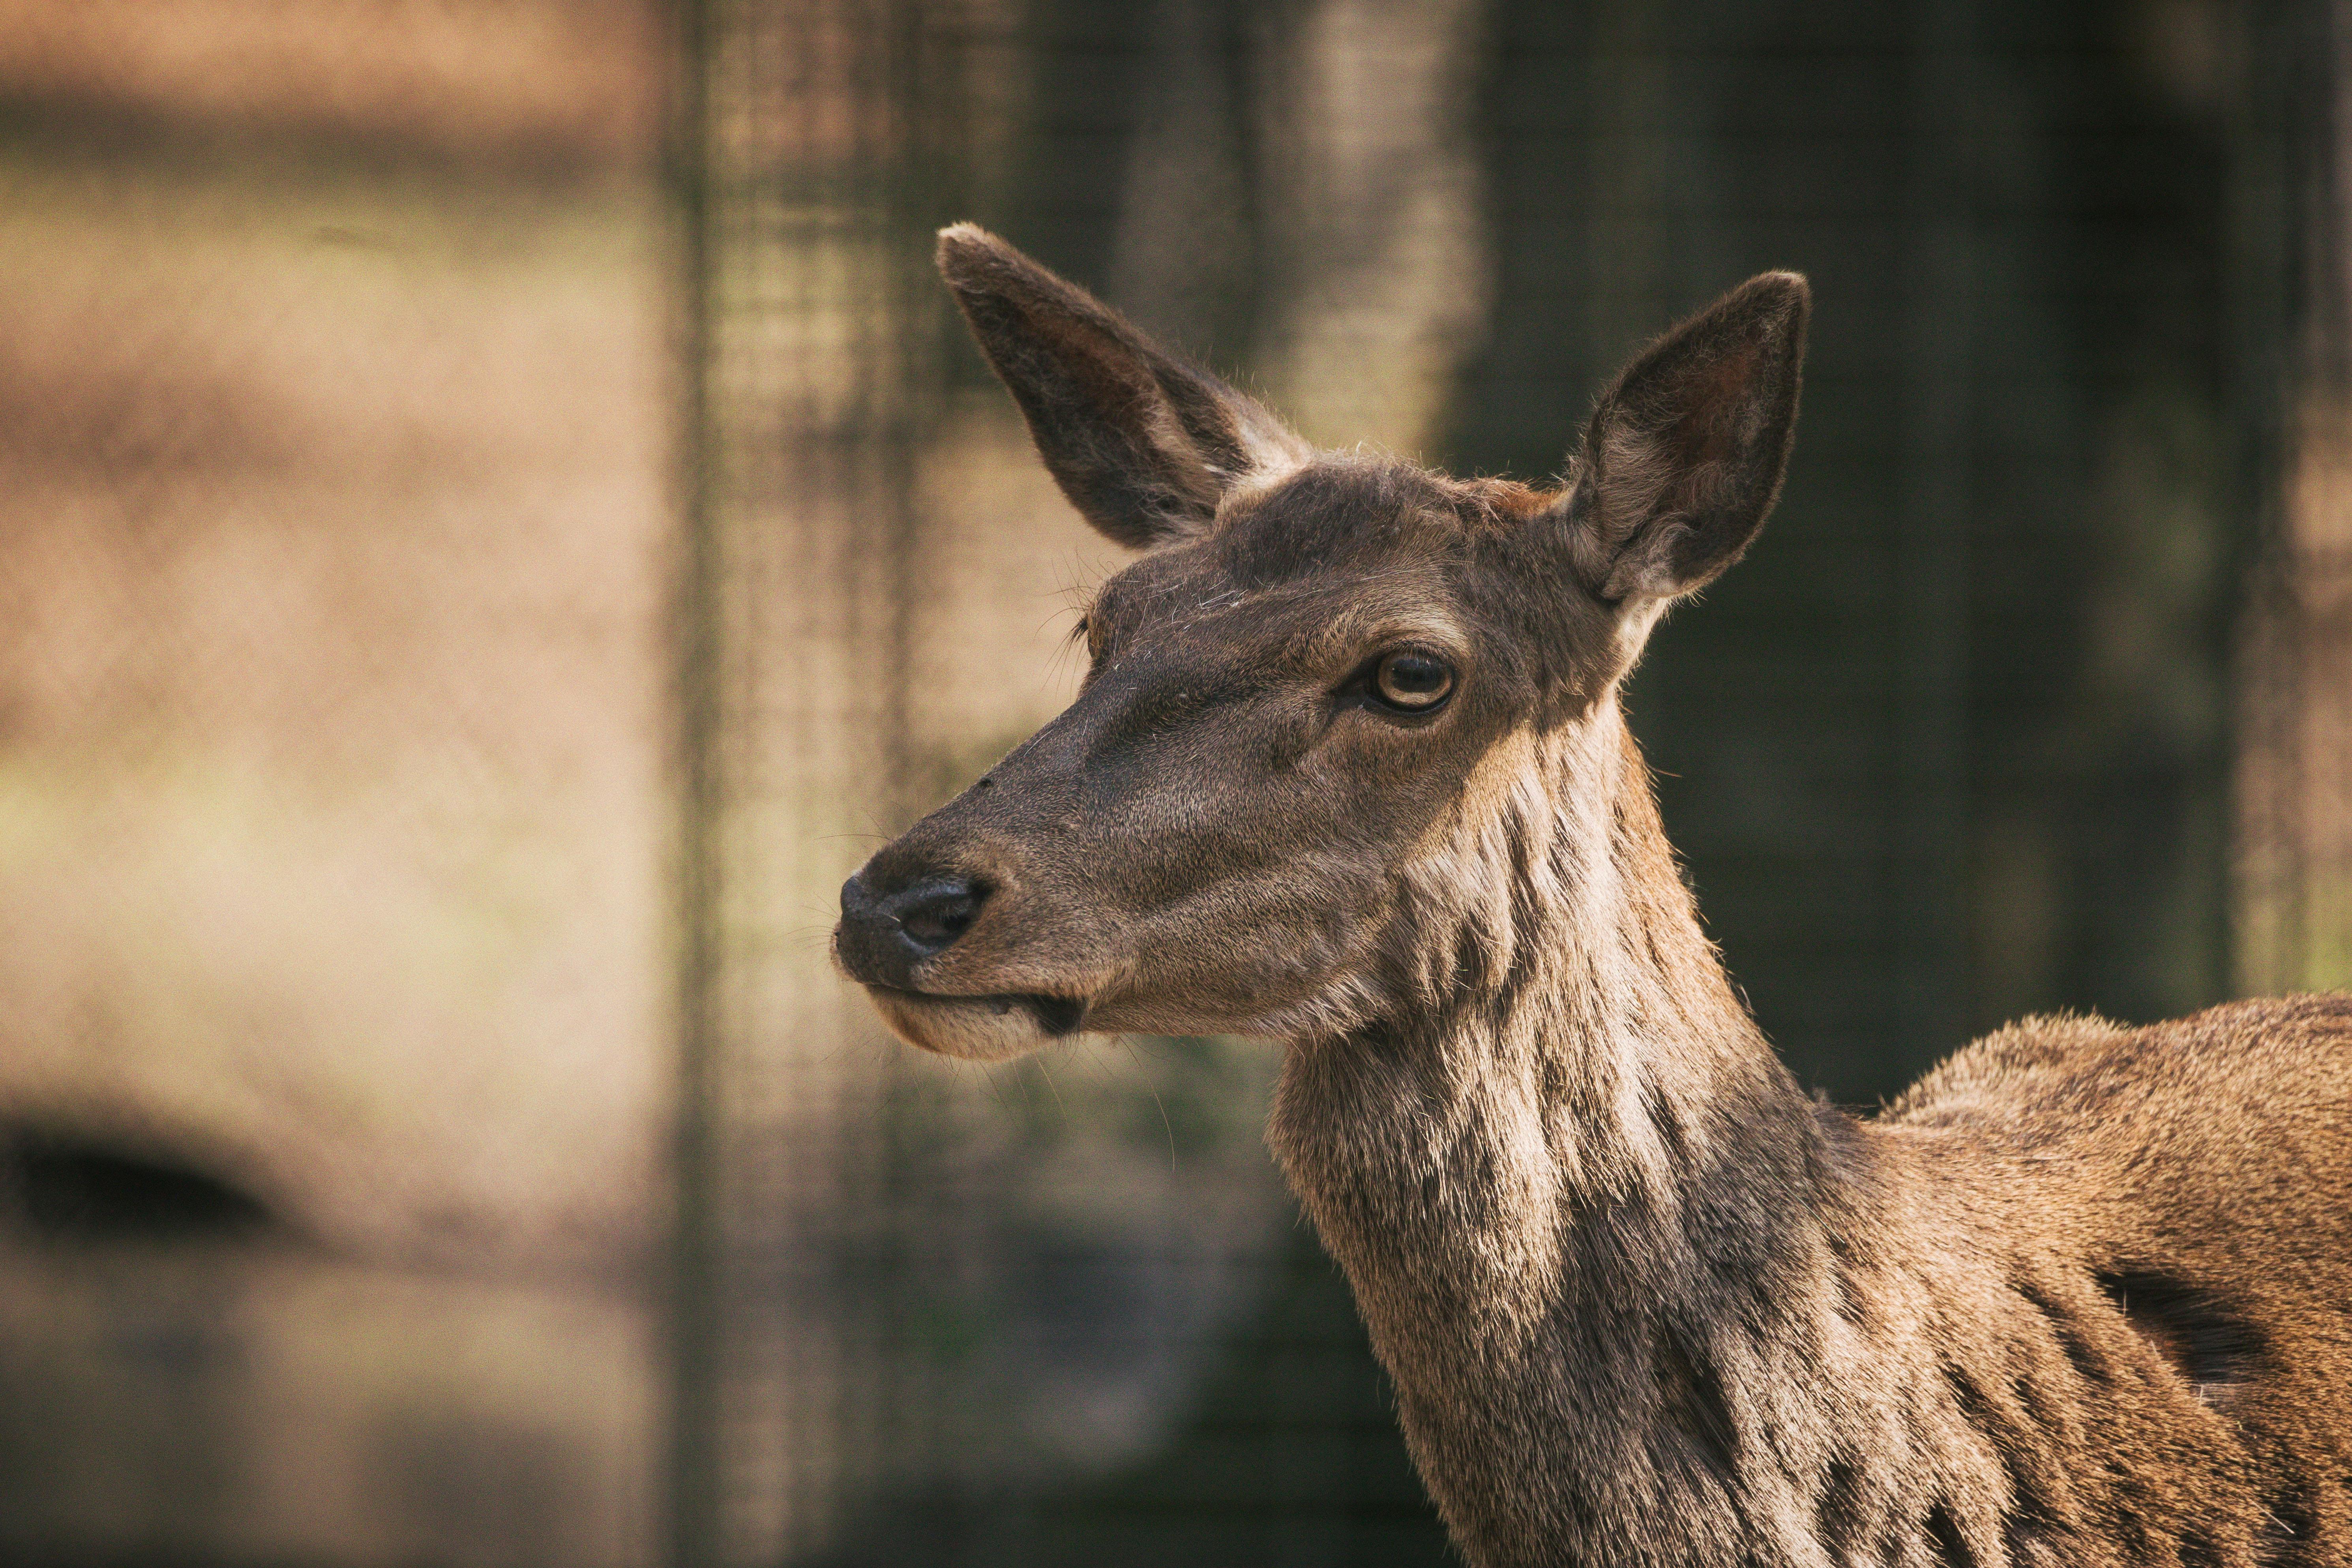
[{"xmin": 1268, "ymin": 703, "xmax": 1962, "ymax": 1568}]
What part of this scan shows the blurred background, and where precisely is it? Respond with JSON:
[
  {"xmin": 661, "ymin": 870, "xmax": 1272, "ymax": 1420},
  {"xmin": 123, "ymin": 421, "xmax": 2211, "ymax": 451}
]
[{"xmin": 0, "ymin": 0, "xmax": 2345, "ymax": 1564}]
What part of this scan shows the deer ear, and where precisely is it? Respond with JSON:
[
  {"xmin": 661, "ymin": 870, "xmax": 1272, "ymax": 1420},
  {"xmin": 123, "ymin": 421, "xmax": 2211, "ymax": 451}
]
[
  {"xmin": 937, "ymin": 224, "xmax": 1309, "ymax": 551},
  {"xmin": 1556, "ymin": 272, "xmax": 1809, "ymax": 608}
]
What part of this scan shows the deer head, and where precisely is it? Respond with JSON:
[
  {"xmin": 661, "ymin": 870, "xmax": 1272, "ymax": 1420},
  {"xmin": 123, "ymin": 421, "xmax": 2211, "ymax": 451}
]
[{"xmin": 834, "ymin": 225, "xmax": 1807, "ymax": 1060}]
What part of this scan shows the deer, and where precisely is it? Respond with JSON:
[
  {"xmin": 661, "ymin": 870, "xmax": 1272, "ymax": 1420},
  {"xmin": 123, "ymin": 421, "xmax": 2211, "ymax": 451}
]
[{"xmin": 831, "ymin": 223, "xmax": 2352, "ymax": 1568}]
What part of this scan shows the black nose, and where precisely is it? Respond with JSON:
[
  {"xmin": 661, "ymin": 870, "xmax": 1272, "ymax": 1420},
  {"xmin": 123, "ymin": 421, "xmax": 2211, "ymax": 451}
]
[
  {"xmin": 838, "ymin": 872, "xmax": 989, "ymax": 973},
  {"xmin": 884, "ymin": 877, "xmax": 986, "ymax": 955}
]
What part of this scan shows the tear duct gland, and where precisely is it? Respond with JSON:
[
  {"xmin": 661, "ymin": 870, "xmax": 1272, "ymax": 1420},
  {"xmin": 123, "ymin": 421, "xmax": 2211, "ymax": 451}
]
[{"xmin": 831, "ymin": 225, "xmax": 2352, "ymax": 1566}]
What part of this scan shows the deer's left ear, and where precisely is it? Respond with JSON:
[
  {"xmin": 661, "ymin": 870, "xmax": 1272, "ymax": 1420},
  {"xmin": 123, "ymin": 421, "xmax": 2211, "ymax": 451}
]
[
  {"xmin": 938, "ymin": 223, "xmax": 1310, "ymax": 551},
  {"xmin": 1554, "ymin": 272, "xmax": 1809, "ymax": 608}
]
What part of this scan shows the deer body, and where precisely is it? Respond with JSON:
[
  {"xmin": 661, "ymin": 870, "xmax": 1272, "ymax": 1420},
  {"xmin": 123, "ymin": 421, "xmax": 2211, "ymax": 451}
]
[
  {"xmin": 1270, "ymin": 697, "xmax": 2352, "ymax": 1566},
  {"xmin": 833, "ymin": 226, "xmax": 2352, "ymax": 1566}
]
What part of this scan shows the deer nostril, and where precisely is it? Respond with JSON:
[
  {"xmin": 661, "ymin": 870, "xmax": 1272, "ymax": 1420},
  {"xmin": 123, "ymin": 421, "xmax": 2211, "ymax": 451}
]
[{"xmin": 882, "ymin": 877, "xmax": 987, "ymax": 957}]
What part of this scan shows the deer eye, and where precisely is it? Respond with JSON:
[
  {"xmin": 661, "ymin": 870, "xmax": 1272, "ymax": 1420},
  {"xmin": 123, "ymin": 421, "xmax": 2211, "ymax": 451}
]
[{"xmin": 1371, "ymin": 650, "xmax": 1455, "ymax": 713}]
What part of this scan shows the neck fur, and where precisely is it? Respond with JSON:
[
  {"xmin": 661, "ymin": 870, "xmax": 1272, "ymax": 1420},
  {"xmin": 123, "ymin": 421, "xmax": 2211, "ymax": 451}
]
[{"xmin": 1266, "ymin": 700, "xmax": 1876, "ymax": 1568}]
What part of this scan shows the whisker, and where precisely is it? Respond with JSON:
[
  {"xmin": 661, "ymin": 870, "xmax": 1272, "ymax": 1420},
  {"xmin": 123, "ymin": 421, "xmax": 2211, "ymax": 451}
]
[
  {"xmin": 1113, "ymin": 1036, "xmax": 1179, "ymax": 1175},
  {"xmin": 1034, "ymin": 1055, "xmax": 1068, "ymax": 1116},
  {"xmin": 1150, "ymin": 1086, "xmax": 1177, "ymax": 1176}
]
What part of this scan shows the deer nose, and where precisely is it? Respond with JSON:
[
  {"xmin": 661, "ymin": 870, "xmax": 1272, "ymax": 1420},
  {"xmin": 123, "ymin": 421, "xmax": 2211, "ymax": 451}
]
[
  {"xmin": 886, "ymin": 877, "xmax": 986, "ymax": 954},
  {"xmin": 839, "ymin": 872, "xmax": 989, "ymax": 965}
]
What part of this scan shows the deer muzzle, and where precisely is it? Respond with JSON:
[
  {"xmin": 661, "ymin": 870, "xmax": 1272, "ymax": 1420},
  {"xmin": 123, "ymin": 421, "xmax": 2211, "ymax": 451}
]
[{"xmin": 834, "ymin": 865, "xmax": 1089, "ymax": 1060}]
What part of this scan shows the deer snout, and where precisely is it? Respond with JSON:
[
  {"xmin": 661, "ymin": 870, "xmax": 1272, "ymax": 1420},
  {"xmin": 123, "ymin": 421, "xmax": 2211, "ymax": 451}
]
[
  {"xmin": 876, "ymin": 875, "xmax": 988, "ymax": 955},
  {"xmin": 835, "ymin": 869, "xmax": 991, "ymax": 986}
]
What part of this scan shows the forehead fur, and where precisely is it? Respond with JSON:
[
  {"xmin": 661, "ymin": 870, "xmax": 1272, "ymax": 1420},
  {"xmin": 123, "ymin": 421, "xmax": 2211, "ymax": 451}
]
[
  {"xmin": 1211, "ymin": 457, "xmax": 1550, "ymax": 588},
  {"xmin": 1084, "ymin": 454, "xmax": 1618, "ymax": 716}
]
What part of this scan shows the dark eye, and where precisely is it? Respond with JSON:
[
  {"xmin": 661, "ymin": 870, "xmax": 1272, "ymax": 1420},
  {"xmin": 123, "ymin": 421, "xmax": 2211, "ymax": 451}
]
[{"xmin": 1371, "ymin": 650, "xmax": 1455, "ymax": 713}]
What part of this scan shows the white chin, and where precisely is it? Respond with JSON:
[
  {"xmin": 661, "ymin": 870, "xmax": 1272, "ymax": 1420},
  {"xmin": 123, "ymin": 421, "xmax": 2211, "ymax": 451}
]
[{"xmin": 865, "ymin": 987, "xmax": 1066, "ymax": 1061}]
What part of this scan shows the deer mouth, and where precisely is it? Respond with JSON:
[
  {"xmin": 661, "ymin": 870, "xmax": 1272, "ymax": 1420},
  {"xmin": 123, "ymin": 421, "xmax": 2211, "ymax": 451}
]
[{"xmin": 861, "ymin": 984, "xmax": 1087, "ymax": 1061}]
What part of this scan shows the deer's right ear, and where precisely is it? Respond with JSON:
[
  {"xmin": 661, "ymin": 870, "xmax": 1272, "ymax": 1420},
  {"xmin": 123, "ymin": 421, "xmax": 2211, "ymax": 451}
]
[
  {"xmin": 1551, "ymin": 271, "xmax": 1809, "ymax": 613},
  {"xmin": 937, "ymin": 224, "xmax": 1310, "ymax": 551}
]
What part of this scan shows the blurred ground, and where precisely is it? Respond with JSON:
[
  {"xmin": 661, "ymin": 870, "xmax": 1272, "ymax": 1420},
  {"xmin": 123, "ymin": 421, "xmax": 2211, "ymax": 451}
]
[{"xmin": 0, "ymin": 3, "xmax": 671, "ymax": 1561}]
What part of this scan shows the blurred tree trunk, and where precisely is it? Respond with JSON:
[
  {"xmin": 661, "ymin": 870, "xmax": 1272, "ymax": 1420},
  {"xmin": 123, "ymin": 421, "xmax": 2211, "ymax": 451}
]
[
  {"xmin": 1108, "ymin": 0, "xmax": 1490, "ymax": 457},
  {"xmin": 2239, "ymin": 0, "xmax": 2352, "ymax": 995}
]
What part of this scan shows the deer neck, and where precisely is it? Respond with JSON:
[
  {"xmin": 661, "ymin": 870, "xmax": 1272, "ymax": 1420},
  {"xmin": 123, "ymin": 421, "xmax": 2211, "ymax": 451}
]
[{"xmin": 1266, "ymin": 699, "xmax": 1872, "ymax": 1566}]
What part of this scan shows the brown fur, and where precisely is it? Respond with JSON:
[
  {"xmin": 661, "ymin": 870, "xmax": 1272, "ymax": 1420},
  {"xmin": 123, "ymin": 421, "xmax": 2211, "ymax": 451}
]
[{"xmin": 833, "ymin": 226, "xmax": 2352, "ymax": 1566}]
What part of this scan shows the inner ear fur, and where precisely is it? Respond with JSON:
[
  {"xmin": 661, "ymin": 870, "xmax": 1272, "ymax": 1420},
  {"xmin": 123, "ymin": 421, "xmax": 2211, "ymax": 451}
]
[
  {"xmin": 937, "ymin": 223, "xmax": 1309, "ymax": 551},
  {"xmin": 1561, "ymin": 271, "xmax": 1810, "ymax": 605}
]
